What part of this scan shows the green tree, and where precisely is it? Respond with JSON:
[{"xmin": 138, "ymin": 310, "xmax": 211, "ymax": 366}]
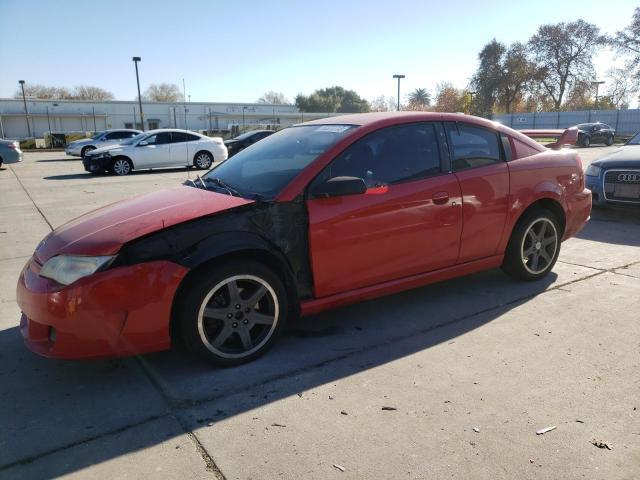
[
  {"xmin": 471, "ymin": 39, "xmax": 505, "ymax": 116},
  {"xmin": 295, "ymin": 86, "xmax": 370, "ymax": 113},
  {"xmin": 406, "ymin": 88, "xmax": 431, "ymax": 110},
  {"xmin": 527, "ymin": 19, "xmax": 604, "ymax": 110}
]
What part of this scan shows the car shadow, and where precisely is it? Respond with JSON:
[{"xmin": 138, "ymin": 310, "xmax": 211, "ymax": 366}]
[
  {"xmin": 36, "ymin": 158, "xmax": 80, "ymax": 163},
  {"xmin": 43, "ymin": 168, "xmax": 194, "ymax": 180},
  {"xmin": 0, "ymin": 267, "xmax": 563, "ymax": 477},
  {"xmin": 575, "ymin": 205, "xmax": 640, "ymax": 247}
]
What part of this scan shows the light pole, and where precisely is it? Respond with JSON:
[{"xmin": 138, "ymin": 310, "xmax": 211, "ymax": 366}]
[
  {"xmin": 591, "ymin": 80, "xmax": 605, "ymax": 109},
  {"xmin": 393, "ymin": 74, "xmax": 405, "ymax": 111},
  {"xmin": 132, "ymin": 57, "xmax": 144, "ymax": 131},
  {"xmin": 18, "ymin": 80, "xmax": 31, "ymax": 137},
  {"xmin": 467, "ymin": 91, "xmax": 476, "ymax": 114},
  {"xmin": 242, "ymin": 106, "xmax": 247, "ymax": 130}
]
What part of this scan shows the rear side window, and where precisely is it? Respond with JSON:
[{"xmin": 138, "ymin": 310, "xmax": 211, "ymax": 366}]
[
  {"xmin": 171, "ymin": 132, "xmax": 200, "ymax": 143},
  {"xmin": 317, "ymin": 122, "xmax": 442, "ymax": 187},
  {"xmin": 444, "ymin": 123, "xmax": 501, "ymax": 171},
  {"xmin": 511, "ymin": 138, "xmax": 541, "ymax": 159}
]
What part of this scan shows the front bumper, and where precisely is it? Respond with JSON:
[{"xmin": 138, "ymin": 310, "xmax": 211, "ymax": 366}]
[
  {"xmin": 1, "ymin": 149, "xmax": 23, "ymax": 164},
  {"xmin": 586, "ymin": 173, "xmax": 640, "ymax": 207},
  {"xmin": 65, "ymin": 147, "xmax": 82, "ymax": 156},
  {"xmin": 83, "ymin": 155, "xmax": 111, "ymax": 173},
  {"xmin": 16, "ymin": 257, "xmax": 189, "ymax": 359}
]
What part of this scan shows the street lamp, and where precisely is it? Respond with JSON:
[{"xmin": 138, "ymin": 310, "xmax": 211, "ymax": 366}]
[
  {"xmin": 132, "ymin": 57, "xmax": 144, "ymax": 131},
  {"xmin": 467, "ymin": 91, "xmax": 477, "ymax": 114},
  {"xmin": 18, "ymin": 80, "xmax": 31, "ymax": 137},
  {"xmin": 242, "ymin": 106, "xmax": 247, "ymax": 130},
  {"xmin": 590, "ymin": 80, "xmax": 605, "ymax": 109},
  {"xmin": 393, "ymin": 74, "xmax": 405, "ymax": 111}
]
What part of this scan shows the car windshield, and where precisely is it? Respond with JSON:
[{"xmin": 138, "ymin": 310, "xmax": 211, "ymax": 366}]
[
  {"xmin": 203, "ymin": 124, "xmax": 356, "ymax": 199},
  {"xmin": 120, "ymin": 133, "xmax": 147, "ymax": 145},
  {"xmin": 90, "ymin": 131, "xmax": 105, "ymax": 140},
  {"xmin": 626, "ymin": 132, "xmax": 640, "ymax": 145}
]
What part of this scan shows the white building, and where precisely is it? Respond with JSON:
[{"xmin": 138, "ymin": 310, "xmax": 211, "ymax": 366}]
[{"xmin": 0, "ymin": 98, "xmax": 332, "ymax": 139}]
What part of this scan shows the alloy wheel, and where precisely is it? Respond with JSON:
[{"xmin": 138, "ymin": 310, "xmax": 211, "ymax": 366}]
[
  {"xmin": 195, "ymin": 153, "xmax": 212, "ymax": 168},
  {"xmin": 197, "ymin": 275, "xmax": 279, "ymax": 359},
  {"xmin": 520, "ymin": 218, "xmax": 558, "ymax": 274},
  {"xmin": 113, "ymin": 159, "xmax": 131, "ymax": 175}
]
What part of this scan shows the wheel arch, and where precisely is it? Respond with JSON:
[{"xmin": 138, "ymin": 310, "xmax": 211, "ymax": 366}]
[
  {"xmin": 169, "ymin": 234, "xmax": 300, "ymax": 343},
  {"xmin": 514, "ymin": 197, "xmax": 566, "ymax": 237},
  {"xmin": 111, "ymin": 154, "xmax": 135, "ymax": 168},
  {"xmin": 193, "ymin": 149, "xmax": 214, "ymax": 164}
]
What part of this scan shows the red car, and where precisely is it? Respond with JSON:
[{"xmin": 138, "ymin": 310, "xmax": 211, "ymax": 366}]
[{"xmin": 17, "ymin": 113, "xmax": 591, "ymax": 365}]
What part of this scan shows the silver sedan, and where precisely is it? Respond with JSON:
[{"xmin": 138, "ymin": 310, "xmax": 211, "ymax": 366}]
[
  {"xmin": 65, "ymin": 129, "xmax": 141, "ymax": 158},
  {"xmin": 0, "ymin": 139, "xmax": 23, "ymax": 167}
]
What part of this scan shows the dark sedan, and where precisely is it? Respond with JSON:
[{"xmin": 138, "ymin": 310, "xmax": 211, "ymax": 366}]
[
  {"xmin": 585, "ymin": 132, "xmax": 640, "ymax": 206},
  {"xmin": 576, "ymin": 122, "xmax": 615, "ymax": 147},
  {"xmin": 224, "ymin": 129, "xmax": 274, "ymax": 157}
]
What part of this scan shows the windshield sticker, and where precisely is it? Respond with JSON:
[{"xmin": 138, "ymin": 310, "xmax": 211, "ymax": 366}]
[{"xmin": 315, "ymin": 125, "xmax": 351, "ymax": 133}]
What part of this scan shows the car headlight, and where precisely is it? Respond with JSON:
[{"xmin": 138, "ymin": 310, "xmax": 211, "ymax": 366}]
[
  {"xmin": 40, "ymin": 255, "xmax": 115, "ymax": 285},
  {"xmin": 585, "ymin": 164, "xmax": 601, "ymax": 177}
]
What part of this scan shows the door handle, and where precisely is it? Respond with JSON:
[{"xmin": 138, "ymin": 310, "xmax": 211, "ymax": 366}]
[{"xmin": 432, "ymin": 191, "xmax": 449, "ymax": 205}]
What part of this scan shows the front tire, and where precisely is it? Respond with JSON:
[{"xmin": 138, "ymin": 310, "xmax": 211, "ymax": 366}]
[
  {"xmin": 605, "ymin": 135, "xmax": 614, "ymax": 146},
  {"xmin": 111, "ymin": 157, "xmax": 133, "ymax": 176},
  {"xmin": 176, "ymin": 260, "xmax": 289, "ymax": 366},
  {"xmin": 194, "ymin": 151, "xmax": 213, "ymax": 169},
  {"xmin": 580, "ymin": 135, "xmax": 591, "ymax": 148},
  {"xmin": 502, "ymin": 208, "xmax": 561, "ymax": 281}
]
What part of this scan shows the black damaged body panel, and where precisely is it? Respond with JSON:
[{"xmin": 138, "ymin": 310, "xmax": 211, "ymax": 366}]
[{"xmin": 114, "ymin": 197, "xmax": 314, "ymax": 299}]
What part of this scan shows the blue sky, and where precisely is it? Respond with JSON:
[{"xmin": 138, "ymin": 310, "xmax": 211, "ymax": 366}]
[{"xmin": 0, "ymin": 0, "xmax": 636, "ymax": 104}]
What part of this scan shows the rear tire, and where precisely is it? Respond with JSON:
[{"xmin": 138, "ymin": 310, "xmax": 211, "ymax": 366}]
[
  {"xmin": 194, "ymin": 151, "xmax": 213, "ymax": 169},
  {"xmin": 176, "ymin": 260, "xmax": 289, "ymax": 366},
  {"xmin": 502, "ymin": 208, "xmax": 561, "ymax": 281}
]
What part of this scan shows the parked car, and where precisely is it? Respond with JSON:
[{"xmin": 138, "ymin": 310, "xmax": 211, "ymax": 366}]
[
  {"xmin": 585, "ymin": 131, "xmax": 640, "ymax": 206},
  {"xmin": 0, "ymin": 139, "xmax": 23, "ymax": 167},
  {"xmin": 224, "ymin": 129, "xmax": 274, "ymax": 157},
  {"xmin": 17, "ymin": 113, "xmax": 591, "ymax": 365},
  {"xmin": 65, "ymin": 129, "xmax": 142, "ymax": 158},
  {"xmin": 575, "ymin": 123, "xmax": 615, "ymax": 147},
  {"xmin": 82, "ymin": 129, "xmax": 228, "ymax": 175}
]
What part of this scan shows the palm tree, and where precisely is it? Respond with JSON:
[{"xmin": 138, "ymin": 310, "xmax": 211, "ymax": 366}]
[{"xmin": 407, "ymin": 88, "xmax": 431, "ymax": 110}]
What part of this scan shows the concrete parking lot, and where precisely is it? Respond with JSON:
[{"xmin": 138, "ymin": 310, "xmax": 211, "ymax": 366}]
[{"xmin": 0, "ymin": 147, "xmax": 638, "ymax": 479}]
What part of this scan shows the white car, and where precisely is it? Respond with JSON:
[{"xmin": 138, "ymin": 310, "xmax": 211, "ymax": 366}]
[
  {"xmin": 82, "ymin": 129, "xmax": 228, "ymax": 176},
  {"xmin": 66, "ymin": 129, "xmax": 142, "ymax": 158}
]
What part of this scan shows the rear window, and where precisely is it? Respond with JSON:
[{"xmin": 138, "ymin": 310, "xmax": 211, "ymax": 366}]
[{"xmin": 511, "ymin": 138, "xmax": 541, "ymax": 159}]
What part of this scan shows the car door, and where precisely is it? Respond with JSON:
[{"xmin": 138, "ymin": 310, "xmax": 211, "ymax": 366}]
[
  {"xmin": 443, "ymin": 122, "xmax": 510, "ymax": 263},
  {"xmin": 169, "ymin": 132, "xmax": 191, "ymax": 166},
  {"xmin": 307, "ymin": 122, "xmax": 463, "ymax": 298},
  {"xmin": 134, "ymin": 132, "xmax": 172, "ymax": 168}
]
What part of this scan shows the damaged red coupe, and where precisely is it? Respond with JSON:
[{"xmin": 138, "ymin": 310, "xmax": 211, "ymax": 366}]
[{"xmin": 17, "ymin": 113, "xmax": 591, "ymax": 365}]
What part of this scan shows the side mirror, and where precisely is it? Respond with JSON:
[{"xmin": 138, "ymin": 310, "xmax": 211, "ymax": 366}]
[
  {"xmin": 312, "ymin": 176, "xmax": 367, "ymax": 198},
  {"xmin": 138, "ymin": 140, "xmax": 149, "ymax": 147}
]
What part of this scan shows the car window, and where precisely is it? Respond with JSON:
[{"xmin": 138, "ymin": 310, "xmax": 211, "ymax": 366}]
[
  {"xmin": 172, "ymin": 132, "xmax": 201, "ymax": 143},
  {"xmin": 314, "ymin": 123, "xmax": 442, "ymax": 188},
  {"xmin": 104, "ymin": 132, "xmax": 122, "ymax": 140},
  {"xmin": 444, "ymin": 123, "xmax": 501, "ymax": 171},
  {"xmin": 143, "ymin": 132, "xmax": 171, "ymax": 145},
  {"xmin": 123, "ymin": 131, "xmax": 138, "ymax": 138}
]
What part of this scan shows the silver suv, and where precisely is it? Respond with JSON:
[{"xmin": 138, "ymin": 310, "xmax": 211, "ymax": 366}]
[{"xmin": 65, "ymin": 129, "xmax": 142, "ymax": 158}]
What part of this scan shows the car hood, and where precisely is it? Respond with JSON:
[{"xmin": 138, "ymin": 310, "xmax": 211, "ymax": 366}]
[
  {"xmin": 34, "ymin": 187, "xmax": 253, "ymax": 263},
  {"xmin": 89, "ymin": 144, "xmax": 127, "ymax": 154},
  {"xmin": 591, "ymin": 145, "xmax": 640, "ymax": 169}
]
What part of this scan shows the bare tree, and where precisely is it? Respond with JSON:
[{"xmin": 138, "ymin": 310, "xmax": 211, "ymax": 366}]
[
  {"xmin": 370, "ymin": 95, "xmax": 397, "ymax": 112},
  {"xmin": 606, "ymin": 68, "xmax": 635, "ymax": 109},
  {"xmin": 257, "ymin": 91, "xmax": 290, "ymax": 104},
  {"xmin": 142, "ymin": 83, "xmax": 182, "ymax": 102},
  {"xmin": 72, "ymin": 85, "xmax": 114, "ymax": 100},
  {"xmin": 609, "ymin": 7, "xmax": 640, "ymax": 83},
  {"xmin": 14, "ymin": 84, "xmax": 71, "ymax": 100},
  {"xmin": 528, "ymin": 19, "xmax": 604, "ymax": 110}
]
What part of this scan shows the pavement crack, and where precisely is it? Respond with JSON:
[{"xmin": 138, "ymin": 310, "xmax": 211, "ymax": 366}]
[{"xmin": 8, "ymin": 164, "xmax": 53, "ymax": 231}]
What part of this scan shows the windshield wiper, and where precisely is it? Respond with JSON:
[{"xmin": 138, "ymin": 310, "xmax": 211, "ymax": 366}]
[{"xmin": 205, "ymin": 177, "xmax": 242, "ymax": 197}]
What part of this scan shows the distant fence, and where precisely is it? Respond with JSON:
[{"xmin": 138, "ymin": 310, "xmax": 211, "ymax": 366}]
[{"xmin": 493, "ymin": 109, "xmax": 640, "ymax": 136}]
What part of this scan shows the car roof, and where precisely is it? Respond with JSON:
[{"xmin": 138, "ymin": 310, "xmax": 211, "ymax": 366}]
[
  {"xmin": 104, "ymin": 128, "xmax": 142, "ymax": 132},
  {"xmin": 300, "ymin": 111, "xmax": 503, "ymax": 130},
  {"xmin": 143, "ymin": 128, "xmax": 202, "ymax": 134}
]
